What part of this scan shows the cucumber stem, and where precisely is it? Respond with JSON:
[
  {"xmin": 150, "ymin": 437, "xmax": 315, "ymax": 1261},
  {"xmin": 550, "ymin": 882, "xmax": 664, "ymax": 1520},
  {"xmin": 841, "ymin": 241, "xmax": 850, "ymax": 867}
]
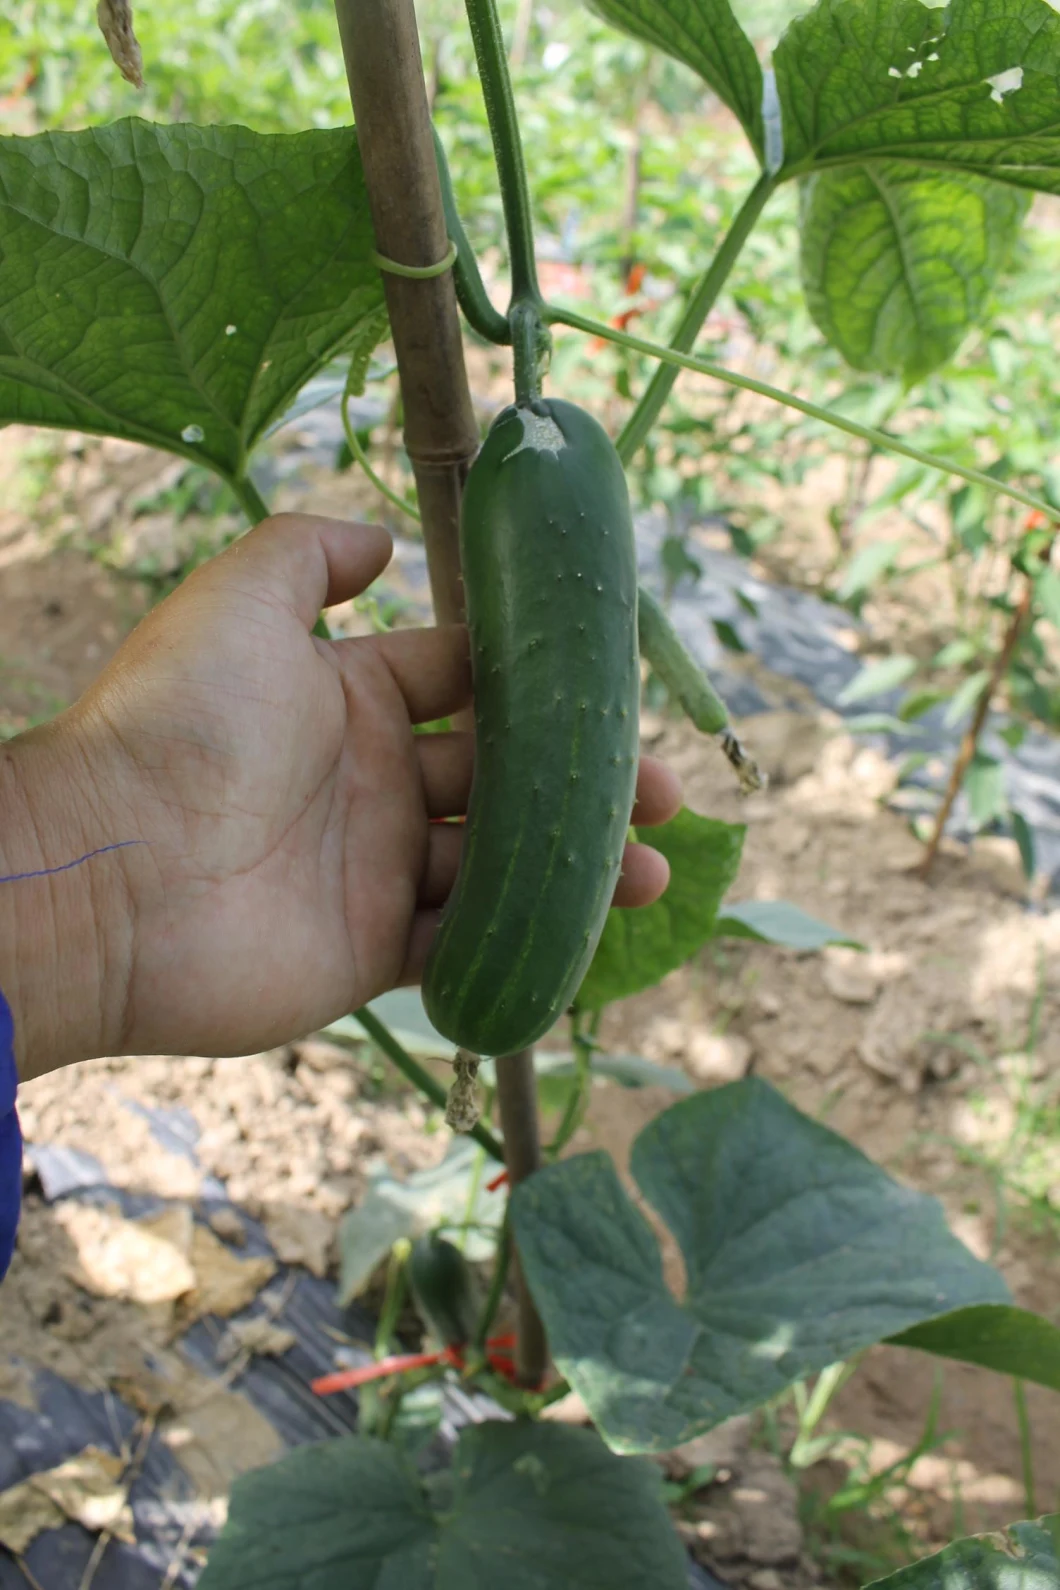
[
  {"xmin": 617, "ymin": 171, "xmax": 776, "ymax": 465},
  {"xmin": 549, "ymin": 303, "xmax": 1060, "ymax": 527},
  {"xmin": 431, "ymin": 124, "xmax": 511, "ymax": 346},
  {"xmin": 638, "ymin": 587, "xmax": 763, "ymax": 792},
  {"xmin": 353, "ymin": 1007, "xmax": 505, "ymax": 1162},
  {"xmin": 462, "ymin": 0, "xmax": 541, "ymax": 309},
  {"xmin": 474, "ymin": 1209, "xmax": 512, "ymax": 1349},
  {"xmin": 510, "ymin": 297, "xmax": 549, "ymax": 405}
]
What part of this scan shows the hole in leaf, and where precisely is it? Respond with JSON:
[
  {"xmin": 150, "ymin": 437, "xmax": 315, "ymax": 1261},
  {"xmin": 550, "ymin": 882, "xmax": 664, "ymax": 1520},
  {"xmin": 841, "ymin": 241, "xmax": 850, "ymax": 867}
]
[{"xmin": 986, "ymin": 65, "xmax": 1024, "ymax": 103}]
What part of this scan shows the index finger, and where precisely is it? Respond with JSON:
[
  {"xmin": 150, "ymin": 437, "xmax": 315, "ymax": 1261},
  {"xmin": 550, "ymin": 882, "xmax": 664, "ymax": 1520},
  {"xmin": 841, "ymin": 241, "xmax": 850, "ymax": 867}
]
[{"xmin": 334, "ymin": 624, "xmax": 472, "ymax": 724}]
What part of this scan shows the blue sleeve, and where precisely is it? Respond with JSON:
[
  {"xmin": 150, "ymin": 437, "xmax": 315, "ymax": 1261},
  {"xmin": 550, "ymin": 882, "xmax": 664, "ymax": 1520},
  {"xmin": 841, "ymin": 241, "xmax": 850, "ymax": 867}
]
[{"xmin": 0, "ymin": 989, "xmax": 20, "ymax": 1282}]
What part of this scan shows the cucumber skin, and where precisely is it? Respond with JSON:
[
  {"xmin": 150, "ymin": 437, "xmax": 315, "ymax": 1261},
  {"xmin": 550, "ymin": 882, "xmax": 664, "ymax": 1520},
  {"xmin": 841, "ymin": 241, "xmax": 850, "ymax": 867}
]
[{"xmin": 423, "ymin": 397, "xmax": 639, "ymax": 1056}]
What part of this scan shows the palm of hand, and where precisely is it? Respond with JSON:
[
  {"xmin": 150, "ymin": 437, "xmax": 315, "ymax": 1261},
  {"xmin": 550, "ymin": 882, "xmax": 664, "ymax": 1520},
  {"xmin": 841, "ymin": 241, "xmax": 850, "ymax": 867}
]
[{"xmin": 80, "ymin": 526, "xmax": 437, "ymax": 1056}]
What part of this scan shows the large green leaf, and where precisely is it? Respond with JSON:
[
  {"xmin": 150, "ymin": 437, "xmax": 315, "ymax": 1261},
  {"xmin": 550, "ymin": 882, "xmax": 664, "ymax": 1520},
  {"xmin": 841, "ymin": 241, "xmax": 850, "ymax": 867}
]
[
  {"xmin": 575, "ymin": 807, "xmax": 745, "ymax": 1010},
  {"xmin": 0, "ymin": 118, "xmax": 385, "ymax": 480},
  {"xmin": 511, "ymin": 1079, "xmax": 1009, "ymax": 1454},
  {"xmin": 800, "ymin": 163, "xmax": 1028, "ymax": 380},
  {"xmin": 588, "ymin": 0, "xmax": 765, "ymax": 155},
  {"xmin": 865, "ymin": 1514, "xmax": 1059, "ymax": 1590},
  {"xmin": 775, "ymin": 0, "xmax": 1060, "ymax": 193},
  {"xmin": 890, "ymin": 1303, "xmax": 1060, "ymax": 1390},
  {"xmin": 197, "ymin": 1422, "xmax": 688, "ymax": 1590},
  {"xmin": 715, "ymin": 899, "xmax": 862, "ymax": 950}
]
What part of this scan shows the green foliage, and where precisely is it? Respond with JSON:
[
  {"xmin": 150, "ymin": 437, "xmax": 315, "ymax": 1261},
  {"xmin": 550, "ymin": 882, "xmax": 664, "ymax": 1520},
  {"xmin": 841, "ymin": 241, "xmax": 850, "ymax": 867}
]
[
  {"xmin": 1, "ymin": 0, "xmax": 352, "ymax": 131},
  {"xmin": 585, "ymin": 0, "xmax": 765, "ymax": 155},
  {"xmin": 713, "ymin": 899, "xmax": 863, "ymax": 949},
  {"xmin": 0, "ymin": 119, "xmax": 384, "ymax": 484},
  {"xmin": 800, "ymin": 165, "xmax": 1028, "ymax": 382},
  {"xmin": 336, "ymin": 1141, "xmax": 505, "ymax": 1305},
  {"xmin": 198, "ymin": 1422, "xmax": 689, "ymax": 1590},
  {"xmin": 575, "ymin": 806, "xmax": 745, "ymax": 1010},
  {"xmin": 864, "ymin": 1513, "xmax": 1059, "ymax": 1590},
  {"xmin": 774, "ymin": 0, "xmax": 1060, "ymax": 191},
  {"xmin": 511, "ymin": 1078, "xmax": 1009, "ymax": 1454},
  {"xmin": 891, "ymin": 1304, "xmax": 1060, "ymax": 1390}
]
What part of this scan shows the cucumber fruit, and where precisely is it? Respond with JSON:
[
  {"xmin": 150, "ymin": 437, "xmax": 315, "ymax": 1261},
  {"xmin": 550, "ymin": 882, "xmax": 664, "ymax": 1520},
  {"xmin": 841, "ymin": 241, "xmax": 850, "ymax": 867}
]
[
  {"xmin": 409, "ymin": 1233, "xmax": 477, "ymax": 1348},
  {"xmin": 423, "ymin": 397, "xmax": 639, "ymax": 1056}
]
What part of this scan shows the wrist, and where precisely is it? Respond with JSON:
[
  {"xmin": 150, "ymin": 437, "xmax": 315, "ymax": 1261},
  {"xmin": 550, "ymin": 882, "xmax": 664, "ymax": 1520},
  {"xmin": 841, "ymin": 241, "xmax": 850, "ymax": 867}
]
[{"xmin": 0, "ymin": 716, "xmax": 137, "ymax": 1081}]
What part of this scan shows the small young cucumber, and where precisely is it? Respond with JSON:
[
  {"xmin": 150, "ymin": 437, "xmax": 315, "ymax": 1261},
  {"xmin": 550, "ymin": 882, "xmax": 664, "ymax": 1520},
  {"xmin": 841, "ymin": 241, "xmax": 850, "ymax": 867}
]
[
  {"xmin": 408, "ymin": 1233, "xmax": 477, "ymax": 1349},
  {"xmin": 423, "ymin": 398, "xmax": 639, "ymax": 1056}
]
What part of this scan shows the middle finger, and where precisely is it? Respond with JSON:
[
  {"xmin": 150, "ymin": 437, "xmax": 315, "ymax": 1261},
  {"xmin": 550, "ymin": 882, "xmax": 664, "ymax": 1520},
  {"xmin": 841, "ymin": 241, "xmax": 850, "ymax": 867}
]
[{"xmin": 417, "ymin": 731, "xmax": 474, "ymax": 818}]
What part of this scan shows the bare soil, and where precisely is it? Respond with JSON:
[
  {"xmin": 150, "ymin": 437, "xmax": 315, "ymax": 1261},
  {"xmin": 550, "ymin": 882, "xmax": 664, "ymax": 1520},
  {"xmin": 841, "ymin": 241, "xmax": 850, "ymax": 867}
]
[{"xmin": 1, "ymin": 424, "xmax": 1058, "ymax": 1584}]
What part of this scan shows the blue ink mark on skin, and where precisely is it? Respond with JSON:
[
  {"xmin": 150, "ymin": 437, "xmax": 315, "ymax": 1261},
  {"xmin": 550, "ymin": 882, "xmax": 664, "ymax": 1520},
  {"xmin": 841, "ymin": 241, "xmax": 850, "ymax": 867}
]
[{"xmin": 0, "ymin": 840, "xmax": 143, "ymax": 885}]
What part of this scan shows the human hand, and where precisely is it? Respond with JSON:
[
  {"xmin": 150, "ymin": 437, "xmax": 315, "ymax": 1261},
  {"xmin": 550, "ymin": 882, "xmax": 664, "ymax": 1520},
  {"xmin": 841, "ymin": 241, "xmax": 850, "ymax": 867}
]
[{"xmin": 2, "ymin": 516, "xmax": 681, "ymax": 1076}]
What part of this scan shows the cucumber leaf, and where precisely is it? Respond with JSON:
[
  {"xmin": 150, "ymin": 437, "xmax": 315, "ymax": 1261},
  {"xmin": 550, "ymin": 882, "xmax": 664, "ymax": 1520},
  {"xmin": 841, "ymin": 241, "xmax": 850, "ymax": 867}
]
[
  {"xmin": 575, "ymin": 807, "xmax": 745, "ymax": 1010},
  {"xmin": 889, "ymin": 1303, "xmax": 1060, "ymax": 1389},
  {"xmin": 511, "ymin": 1078, "xmax": 1010, "ymax": 1454},
  {"xmin": 965, "ymin": 752, "xmax": 1007, "ymax": 827},
  {"xmin": 836, "ymin": 653, "xmax": 918, "ymax": 705},
  {"xmin": 800, "ymin": 163, "xmax": 1028, "ymax": 381},
  {"xmin": 864, "ymin": 1513, "xmax": 1059, "ymax": 1590},
  {"xmin": 198, "ymin": 1422, "xmax": 688, "ymax": 1590},
  {"xmin": 587, "ymin": 0, "xmax": 764, "ymax": 158},
  {"xmin": 775, "ymin": 0, "xmax": 1060, "ymax": 194},
  {"xmin": 714, "ymin": 899, "xmax": 862, "ymax": 950},
  {"xmin": 0, "ymin": 118, "xmax": 385, "ymax": 481}
]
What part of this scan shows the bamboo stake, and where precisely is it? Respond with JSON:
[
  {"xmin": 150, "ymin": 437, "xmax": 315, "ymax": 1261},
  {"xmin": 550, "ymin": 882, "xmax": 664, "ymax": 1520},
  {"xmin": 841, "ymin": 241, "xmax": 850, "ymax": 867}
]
[
  {"xmin": 334, "ymin": 0, "xmax": 478, "ymax": 625},
  {"xmin": 333, "ymin": 0, "xmax": 548, "ymax": 1388}
]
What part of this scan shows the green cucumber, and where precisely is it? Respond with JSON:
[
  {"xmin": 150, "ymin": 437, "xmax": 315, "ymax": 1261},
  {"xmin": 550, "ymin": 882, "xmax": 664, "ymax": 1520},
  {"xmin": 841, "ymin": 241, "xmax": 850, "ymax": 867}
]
[
  {"xmin": 423, "ymin": 397, "xmax": 639, "ymax": 1056},
  {"xmin": 409, "ymin": 1233, "xmax": 477, "ymax": 1348}
]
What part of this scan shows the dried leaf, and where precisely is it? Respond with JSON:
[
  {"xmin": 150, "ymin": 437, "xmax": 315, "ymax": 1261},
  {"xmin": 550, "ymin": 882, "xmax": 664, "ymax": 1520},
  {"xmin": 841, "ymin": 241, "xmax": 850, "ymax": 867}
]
[
  {"xmin": 0, "ymin": 1481, "xmax": 64, "ymax": 1554},
  {"xmin": 262, "ymin": 1206, "xmax": 333, "ymax": 1279},
  {"xmin": 0, "ymin": 1446, "xmax": 135, "ymax": 1553},
  {"xmin": 183, "ymin": 1224, "xmax": 276, "ymax": 1320},
  {"xmin": 219, "ymin": 1317, "xmax": 298, "ymax": 1364},
  {"xmin": 32, "ymin": 1447, "xmax": 135, "ymax": 1543},
  {"xmin": 96, "ymin": 0, "xmax": 144, "ymax": 88},
  {"xmin": 445, "ymin": 1052, "xmax": 481, "ymax": 1133}
]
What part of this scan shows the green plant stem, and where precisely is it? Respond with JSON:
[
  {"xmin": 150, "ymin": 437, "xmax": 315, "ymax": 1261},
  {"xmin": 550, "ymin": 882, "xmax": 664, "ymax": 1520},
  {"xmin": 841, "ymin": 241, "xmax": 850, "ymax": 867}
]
[
  {"xmin": 1014, "ymin": 1379, "xmax": 1037, "ymax": 1518},
  {"xmin": 547, "ymin": 1012, "xmax": 599, "ymax": 1160},
  {"xmin": 462, "ymin": 0, "xmax": 540, "ymax": 307},
  {"xmin": 229, "ymin": 472, "xmax": 271, "ymax": 526},
  {"xmin": 617, "ymin": 171, "xmax": 776, "ymax": 464},
  {"xmin": 353, "ymin": 1007, "xmax": 504, "ymax": 1162},
  {"xmin": 510, "ymin": 296, "xmax": 547, "ymax": 404},
  {"xmin": 375, "ymin": 1237, "xmax": 412, "ymax": 1354},
  {"xmin": 474, "ymin": 1210, "xmax": 512, "ymax": 1349},
  {"xmin": 457, "ymin": 1144, "xmax": 488, "ymax": 1253},
  {"xmin": 549, "ymin": 304, "xmax": 1060, "ymax": 526},
  {"xmin": 638, "ymin": 586, "xmax": 763, "ymax": 792},
  {"xmin": 342, "ymin": 390, "xmax": 422, "ymax": 522},
  {"xmin": 547, "ymin": 1041, "xmax": 591, "ymax": 1161},
  {"xmin": 432, "ymin": 124, "xmax": 510, "ymax": 346}
]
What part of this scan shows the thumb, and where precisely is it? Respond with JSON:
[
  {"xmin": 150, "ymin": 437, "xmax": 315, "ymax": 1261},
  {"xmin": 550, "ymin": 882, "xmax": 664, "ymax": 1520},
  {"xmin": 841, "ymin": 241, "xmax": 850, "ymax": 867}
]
[{"xmin": 210, "ymin": 513, "xmax": 393, "ymax": 629}]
